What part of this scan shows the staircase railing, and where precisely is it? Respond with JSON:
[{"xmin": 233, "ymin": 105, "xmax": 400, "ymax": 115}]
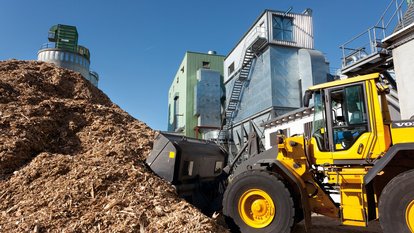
[
  {"xmin": 340, "ymin": 0, "xmax": 406, "ymax": 68},
  {"xmin": 220, "ymin": 26, "xmax": 267, "ymax": 143}
]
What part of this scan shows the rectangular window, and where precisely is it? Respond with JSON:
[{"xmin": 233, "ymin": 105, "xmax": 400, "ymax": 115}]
[
  {"xmin": 312, "ymin": 91, "xmax": 328, "ymax": 151},
  {"xmin": 272, "ymin": 15, "xmax": 293, "ymax": 41},
  {"xmin": 228, "ymin": 62, "xmax": 235, "ymax": 75},
  {"xmin": 202, "ymin": 61, "xmax": 210, "ymax": 69},
  {"xmin": 173, "ymin": 96, "xmax": 179, "ymax": 131},
  {"xmin": 330, "ymin": 84, "xmax": 368, "ymax": 151}
]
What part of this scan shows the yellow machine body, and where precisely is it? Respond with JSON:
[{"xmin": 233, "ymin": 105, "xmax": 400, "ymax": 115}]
[
  {"xmin": 273, "ymin": 73, "xmax": 414, "ymax": 228},
  {"xmin": 149, "ymin": 68, "xmax": 414, "ymax": 232}
]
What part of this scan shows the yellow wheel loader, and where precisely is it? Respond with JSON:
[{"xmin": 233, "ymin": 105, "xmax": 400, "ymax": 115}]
[{"xmin": 147, "ymin": 73, "xmax": 414, "ymax": 233}]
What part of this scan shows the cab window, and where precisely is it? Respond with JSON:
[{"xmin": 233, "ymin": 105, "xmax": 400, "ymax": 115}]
[
  {"xmin": 330, "ymin": 84, "xmax": 368, "ymax": 150},
  {"xmin": 312, "ymin": 91, "xmax": 329, "ymax": 151}
]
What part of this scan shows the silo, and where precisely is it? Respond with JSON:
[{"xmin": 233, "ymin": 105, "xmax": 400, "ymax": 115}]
[
  {"xmin": 89, "ymin": 71, "xmax": 99, "ymax": 87},
  {"xmin": 37, "ymin": 24, "xmax": 98, "ymax": 86}
]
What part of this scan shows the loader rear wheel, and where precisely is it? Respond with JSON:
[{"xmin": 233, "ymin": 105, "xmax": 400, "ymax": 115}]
[
  {"xmin": 379, "ymin": 169, "xmax": 414, "ymax": 233},
  {"xmin": 223, "ymin": 170, "xmax": 294, "ymax": 233}
]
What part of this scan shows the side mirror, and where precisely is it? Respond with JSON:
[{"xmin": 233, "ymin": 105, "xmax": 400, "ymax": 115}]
[{"xmin": 303, "ymin": 90, "xmax": 313, "ymax": 107}]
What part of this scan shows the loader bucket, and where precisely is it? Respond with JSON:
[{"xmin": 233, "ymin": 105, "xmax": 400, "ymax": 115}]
[
  {"xmin": 146, "ymin": 132, "xmax": 227, "ymax": 185},
  {"xmin": 146, "ymin": 132, "xmax": 228, "ymax": 214}
]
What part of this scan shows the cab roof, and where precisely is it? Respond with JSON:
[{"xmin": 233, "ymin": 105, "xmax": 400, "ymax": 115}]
[{"xmin": 308, "ymin": 73, "xmax": 380, "ymax": 91}]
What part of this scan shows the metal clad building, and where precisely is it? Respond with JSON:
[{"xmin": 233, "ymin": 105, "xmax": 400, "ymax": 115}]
[
  {"xmin": 168, "ymin": 51, "xmax": 225, "ymax": 139},
  {"xmin": 224, "ymin": 9, "xmax": 330, "ymax": 152},
  {"xmin": 224, "ymin": 9, "xmax": 314, "ymax": 83}
]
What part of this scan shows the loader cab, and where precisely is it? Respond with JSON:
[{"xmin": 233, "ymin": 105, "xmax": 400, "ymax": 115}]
[
  {"xmin": 305, "ymin": 73, "xmax": 388, "ymax": 164},
  {"xmin": 313, "ymin": 84, "xmax": 368, "ymax": 151}
]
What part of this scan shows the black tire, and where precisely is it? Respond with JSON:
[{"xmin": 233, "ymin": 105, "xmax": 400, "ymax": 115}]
[
  {"xmin": 379, "ymin": 169, "xmax": 414, "ymax": 233},
  {"xmin": 223, "ymin": 170, "xmax": 295, "ymax": 233}
]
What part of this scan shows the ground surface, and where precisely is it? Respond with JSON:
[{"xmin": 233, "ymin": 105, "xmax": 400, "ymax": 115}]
[{"xmin": 293, "ymin": 215, "xmax": 382, "ymax": 233}]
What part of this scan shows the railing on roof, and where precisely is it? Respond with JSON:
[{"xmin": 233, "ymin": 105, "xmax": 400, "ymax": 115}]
[
  {"xmin": 39, "ymin": 43, "xmax": 90, "ymax": 60},
  {"xmin": 40, "ymin": 42, "xmax": 56, "ymax": 49},
  {"xmin": 340, "ymin": 0, "xmax": 406, "ymax": 68}
]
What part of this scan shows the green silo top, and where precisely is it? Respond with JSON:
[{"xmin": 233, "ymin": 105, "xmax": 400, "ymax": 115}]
[
  {"xmin": 46, "ymin": 24, "xmax": 90, "ymax": 60},
  {"xmin": 48, "ymin": 24, "xmax": 79, "ymax": 52}
]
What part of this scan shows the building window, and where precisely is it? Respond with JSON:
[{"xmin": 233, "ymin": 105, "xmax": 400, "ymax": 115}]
[
  {"xmin": 173, "ymin": 96, "xmax": 179, "ymax": 131},
  {"xmin": 272, "ymin": 15, "xmax": 293, "ymax": 41},
  {"xmin": 176, "ymin": 77, "xmax": 179, "ymax": 83},
  {"xmin": 228, "ymin": 62, "xmax": 235, "ymax": 75},
  {"xmin": 181, "ymin": 66, "xmax": 185, "ymax": 73},
  {"xmin": 202, "ymin": 61, "xmax": 210, "ymax": 69}
]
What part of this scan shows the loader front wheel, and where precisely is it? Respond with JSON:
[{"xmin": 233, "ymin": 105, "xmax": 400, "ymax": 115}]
[
  {"xmin": 379, "ymin": 169, "xmax": 414, "ymax": 233},
  {"xmin": 223, "ymin": 170, "xmax": 294, "ymax": 233}
]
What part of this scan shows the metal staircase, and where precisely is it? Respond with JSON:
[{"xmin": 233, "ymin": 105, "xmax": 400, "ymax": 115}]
[
  {"xmin": 225, "ymin": 49, "xmax": 255, "ymax": 119},
  {"xmin": 221, "ymin": 36, "xmax": 267, "ymax": 141}
]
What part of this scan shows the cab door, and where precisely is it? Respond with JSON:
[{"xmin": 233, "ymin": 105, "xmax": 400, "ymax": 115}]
[
  {"xmin": 326, "ymin": 82, "xmax": 372, "ymax": 161},
  {"xmin": 309, "ymin": 89, "xmax": 333, "ymax": 164}
]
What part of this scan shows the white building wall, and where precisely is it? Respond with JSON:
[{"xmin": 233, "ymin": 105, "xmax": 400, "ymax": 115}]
[
  {"xmin": 264, "ymin": 116, "xmax": 312, "ymax": 150},
  {"xmin": 393, "ymin": 39, "xmax": 414, "ymax": 119}
]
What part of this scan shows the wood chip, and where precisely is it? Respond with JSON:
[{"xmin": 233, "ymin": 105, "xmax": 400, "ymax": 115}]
[{"xmin": 0, "ymin": 61, "xmax": 229, "ymax": 233}]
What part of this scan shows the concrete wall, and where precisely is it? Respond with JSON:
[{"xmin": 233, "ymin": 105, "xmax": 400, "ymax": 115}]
[{"xmin": 393, "ymin": 39, "xmax": 414, "ymax": 119}]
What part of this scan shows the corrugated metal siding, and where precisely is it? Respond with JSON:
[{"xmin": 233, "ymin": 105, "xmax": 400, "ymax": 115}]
[
  {"xmin": 225, "ymin": 10, "xmax": 314, "ymax": 83},
  {"xmin": 224, "ymin": 13, "xmax": 268, "ymax": 82},
  {"xmin": 184, "ymin": 52, "xmax": 224, "ymax": 137},
  {"xmin": 268, "ymin": 11, "xmax": 313, "ymax": 49}
]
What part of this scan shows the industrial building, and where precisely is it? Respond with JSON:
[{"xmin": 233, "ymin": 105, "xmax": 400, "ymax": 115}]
[
  {"xmin": 166, "ymin": 3, "xmax": 414, "ymax": 157},
  {"xmin": 262, "ymin": 0, "xmax": 414, "ymax": 146},
  {"xmin": 37, "ymin": 24, "xmax": 99, "ymax": 87},
  {"xmin": 166, "ymin": 9, "xmax": 332, "ymax": 152},
  {"xmin": 167, "ymin": 51, "xmax": 225, "ymax": 139},
  {"xmin": 223, "ymin": 9, "xmax": 331, "ymax": 152}
]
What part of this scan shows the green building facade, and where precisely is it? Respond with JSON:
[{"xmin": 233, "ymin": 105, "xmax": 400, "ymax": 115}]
[{"xmin": 168, "ymin": 51, "xmax": 225, "ymax": 138}]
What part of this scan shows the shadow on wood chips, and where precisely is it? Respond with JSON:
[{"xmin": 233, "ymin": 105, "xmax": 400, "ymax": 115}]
[{"xmin": 0, "ymin": 60, "xmax": 229, "ymax": 233}]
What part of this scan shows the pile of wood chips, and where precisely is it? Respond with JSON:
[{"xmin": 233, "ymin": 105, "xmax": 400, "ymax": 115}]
[{"xmin": 0, "ymin": 60, "xmax": 229, "ymax": 233}]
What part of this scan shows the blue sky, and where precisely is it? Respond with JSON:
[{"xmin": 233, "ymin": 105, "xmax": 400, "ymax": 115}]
[{"xmin": 0, "ymin": 0, "xmax": 401, "ymax": 130}]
